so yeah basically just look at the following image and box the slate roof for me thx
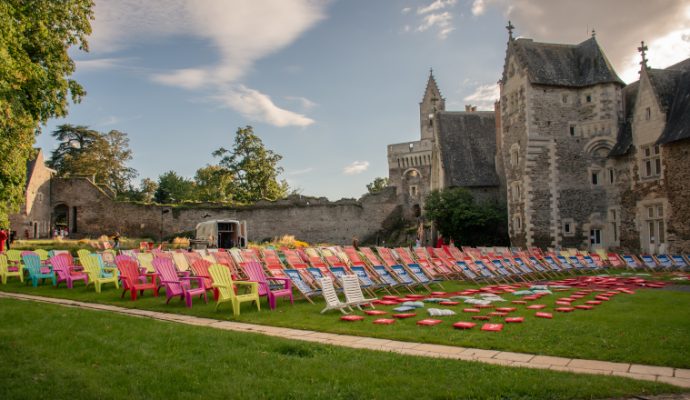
[657,69,690,144]
[609,82,638,156]
[435,111,499,187]
[505,37,624,87]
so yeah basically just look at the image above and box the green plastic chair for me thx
[0,254,23,284]
[208,263,260,317]
[82,254,119,293]
[5,249,23,272]
[34,249,50,263]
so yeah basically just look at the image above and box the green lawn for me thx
[0,298,681,400]
[2,276,689,368]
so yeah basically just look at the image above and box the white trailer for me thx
[195,219,247,249]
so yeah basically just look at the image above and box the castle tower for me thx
[420,69,445,140]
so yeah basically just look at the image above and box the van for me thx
[195,220,247,249]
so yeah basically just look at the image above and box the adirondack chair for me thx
[242,261,293,310]
[190,259,218,300]
[341,275,376,311]
[34,249,50,264]
[208,263,260,317]
[136,252,156,273]
[172,252,192,273]
[318,276,352,314]
[22,253,56,287]
[152,258,207,308]
[5,249,23,272]
[100,249,118,267]
[82,254,119,293]
[117,259,158,300]
[283,268,320,303]
[51,255,88,289]
[0,254,23,284]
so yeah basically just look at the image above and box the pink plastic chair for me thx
[152,258,207,308]
[51,255,88,289]
[242,261,293,310]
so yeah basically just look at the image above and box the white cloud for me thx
[417,0,457,15]
[286,167,314,176]
[215,85,315,128]
[75,57,130,71]
[402,7,412,14]
[471,0,486,16]
[463,83,499,110]
[88,0,326,125]
[343,161,370,175]
[472,0,690,83]
[98,116,121,126]
[285,96,318,110]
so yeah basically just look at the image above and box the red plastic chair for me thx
[117,259,158,300]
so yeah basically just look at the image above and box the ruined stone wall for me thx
[387,139,433,218]
[50,178,399,244]
[663,140,690,253]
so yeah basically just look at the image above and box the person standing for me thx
[0,229,7,252]
[113,232,121,249]
[435,234,444,248]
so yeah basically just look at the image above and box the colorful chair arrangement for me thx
[0,254,23,284]
[242,261,293,310]
[22,253,56,287]
[82,254,119,293]
[152,258,207,308]
[51,255,88,289]
[208,263,260,317]
[117,258,158,301]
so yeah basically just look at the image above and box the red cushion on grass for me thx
[396,298,417,303]
[481,323,504,332]
[558,298,575,302]
[382,295,399,300]
[375,300,399,305]
[553,288,571,292]
[594,296,610,301]
[618,289,635,295]
[463,308,481,313]
[472,315,491,320]
[453,321,477,329]
[416,319,443,326]
[476,304,494,309]
[373,318,396,325]
[340,315,364,321]
[585,300,602,305]
[522,296,538,301]
[496,307,517,312]
[439,301,460,306]
[526,304,546,310]
[430,291,447,296]
[489,311,508,317]
[364,310,388,316]
[555,307,575,312]
[392,313,417,319]
[570,295,585,299]
[535,312,553,319]
[555,301,572,306]
[406,294,426,299]
[505,317,524,323]
[512,300,527,304]
[575,305,593,310]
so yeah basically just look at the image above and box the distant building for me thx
[9,149,54,239]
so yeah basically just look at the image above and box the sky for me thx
[38,0,690,200]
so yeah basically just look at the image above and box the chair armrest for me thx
[233,281,258,287]
[266,277,290,283]
[212,283,230,289]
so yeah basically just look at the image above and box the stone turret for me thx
[420,69,445,141]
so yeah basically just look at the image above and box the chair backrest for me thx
[50,255,71,279]
[406,264,430,283]
[318,276,342,308]
[390,265,414,284]
[34,249,49,261]
[372,266,398,286]
[243,261,268,295]
[208,263,235,301]
[0,254,8,274]
[153,258,182,295]
[137,253,155,272]
[116,259,140,286]
[101,249,117,265]
[77,249,91,264]
[5,249,22,264]
[283,269,314,295]
[341,274,367,304]
[190,259,213,289]
[21,253,42,275]
[349,266,374,287]
[172,252,191,272]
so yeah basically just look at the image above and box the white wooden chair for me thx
[341,275,377,311]
[318,276,352,314]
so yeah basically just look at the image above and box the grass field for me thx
[1,277,689,368]
[0,298,681,400]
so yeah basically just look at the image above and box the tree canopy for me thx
[0,0,93,227]
[424,188,509,246]
[154,171,196,204]
[213,126,288,203]
[366,177,389,194]
[47,124,137,193]
[194,165,233,202]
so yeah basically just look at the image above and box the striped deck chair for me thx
[172,252,191,274]
[454,260,480,282]
[655,254,674,270]
[490,258,521,281]
[556,255,576,272]
[406,263,443,289]
[639,254,659,270]
[396,247,449,280]
[343,246,368,267]
[581,254,600,270]
[671,255,689,270]
[542,255,567,274]
[621,254,643,270]
[434,247,466,277]
[606,253,624,268]
[567,255,587,271]
[389,264,426,290]
[283,268,320,304]
[511,257,536,276]
[184,251,203,269]
[525,255,551,276]
[348,265,391,295]
[372,265,410,293]
[283,249,318,286]
[472,259,503,283]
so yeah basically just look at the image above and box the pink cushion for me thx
[373,318,396,325]
[526,304,546,310]
[476,304,494,309]
[555,301,572,306]
[453,321,476,329]
[340,315,364,321]
[496,307,517,312]
[511,300,527,304]
[472,315,490,320]
[575,305,593,310]
[585,300,602,305]
[481,323,503,332]
[430,291,447,296]
[364,310,388,315]
[489,311,508,317]
[416,319,443,326]
[392,313,417,319]
[382,295,399,300]
[463,308,481,313]
[535,312,553,319]
[505,317,524,323]
[375,300,398,305]
[555,307,575,312]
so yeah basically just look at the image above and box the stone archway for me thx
[52,204,69,233]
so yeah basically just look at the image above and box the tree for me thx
[424,188,509,246]
[47,124,137,193]
[0,0,93,227]
[213,126,288,203]
[366,177,389,194]
[139,178,158,203]
[154,171,196,203]
[194,165,233,202]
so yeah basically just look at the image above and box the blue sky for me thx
[38,0,690,200]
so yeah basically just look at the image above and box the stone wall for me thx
[663,140,690,253]
[50,178,399,244]
[9,150,53,239]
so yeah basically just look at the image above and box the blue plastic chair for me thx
[22,253,56,287]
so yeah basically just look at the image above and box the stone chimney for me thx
[464,104,477,112]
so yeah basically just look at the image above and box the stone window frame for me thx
[509,144,520,168]
[608,207,620,244]
[513,214,522,232]
[562,218,575,237]
[589,167,602,186]
[640,143,662,180]
[644,203,665,247]
[510,181,521,203]
[645,107,651,121]
[607,167,615,184]
[409,185,418,197]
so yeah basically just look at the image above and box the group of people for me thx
[53,227,69,238]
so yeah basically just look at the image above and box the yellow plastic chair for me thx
[5,249,23,271]
[82,254,119,293]
[34,249,50,263]
[0,254,23,284]
[208,263,260,317]
[136,253,155,273]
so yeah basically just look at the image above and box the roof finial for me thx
[429,67,434,76]
[591,29,596,38]
[638,40,649,70]
[506,20,515,40]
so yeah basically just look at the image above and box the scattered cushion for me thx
[427,308,456,316]
[594,296,610,301]
[558,298,575,302]
[495,307,517,312]
[511,300,527,305]
[585,300,602,305]
[505,317,524,323]
[439,301,460,306]
[575,305,593,310]
[489,311,508,317]
[526,304,546,310]
[375,300,399,306]
[481,323,504,332]
[373,318,396,325]
[407,294,426,299]
[340,315,364,322]
[364,310,388,316]
[401,301,425,308]
[555,307,575,312]
[382,295,399,300]
[416,319,443,326]
[472,315,491,320]
[535,312,553,319]
[555,301,572,306]
[463,308,481,313]
[476,304,495,309]
[430,291,447,296]
[452,321,476,330]
[392,313,417,319]
[393,306,415,312]
[424,298,446,303]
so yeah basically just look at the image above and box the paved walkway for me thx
[2,291,689,388]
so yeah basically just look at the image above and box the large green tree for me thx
[194,165,233,202]
[47,124,137,193]
[154,171,196,204]
[213,126,288,203]
[0,0,93,227]
[366,177,389,194]
[424,188,509,246]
